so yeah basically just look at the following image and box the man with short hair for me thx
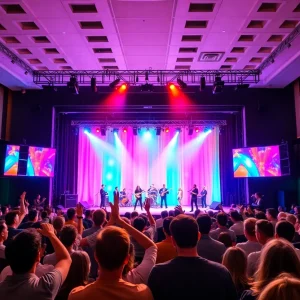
[148,215,236,300]
[156,217,177,263]
[0,224,71,299]
[196,214,226,263]
[266,208,278,228]
[156,210,168,228]
[83,210,93,229]
[247,219,274,276]
[69,227,153,300]
[210,213,236,243]
[19,210,38,229]
[229,211,244,236]
[65,208,77,227]
[236,218,261,256]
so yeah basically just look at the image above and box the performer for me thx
[251,192,265,210]
[190,184,199,212]
[120,188,128,206]
[113,187,119,200]
[177,188,183,205]
[100,184,107,208]
[159,184,169,209]
[200,186,207,208]
[33,194,46,210]
[134,185,144,210]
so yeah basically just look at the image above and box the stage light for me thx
[109,78,120,89]
[113,128,119,134]
[100,127,106,136]
[165,127,170,133]
[96,128,100,133]
[120,83,128,91]
[200,77,206,91]
[141,83,153,92]
[195,127,200,133]
[144,130,151,140]
[123,128,127,133]
[91,77,97,92]
[177,78,187,89]
[133,127,138,136]
[145,71,149,81]
[168,83,175,90]
[176,128,181,133]
[136,75,139,82]
[204,127,213,133]
[67,76,79,94]
[156,127,161,136]
[188,127,193,135]
[157,76,160,82]
[213,76,224,94]
[84,127,91,134]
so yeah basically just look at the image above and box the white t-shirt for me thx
[230,221,244,236]
[236,241,262,257]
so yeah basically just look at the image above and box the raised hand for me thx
[144,198,151,212]
[37,223,55,238]
[76,203,83,217]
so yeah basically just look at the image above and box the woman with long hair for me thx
[222,247,250,297]
[55,251,90,300]
[241,238,300,300]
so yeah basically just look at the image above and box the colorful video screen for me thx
[233,145,281,178]
[4,145,20,176]
[27,147,56,177]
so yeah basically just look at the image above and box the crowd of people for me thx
[1,192,300,299]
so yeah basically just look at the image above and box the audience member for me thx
[155,210,168,228]
[156,217,177,263]
[236,218,261,256]
[168,210,175,217]
[277,212,287,220]
[222,247,250,297]
[0,224,71,299]
[19,210,38,229]
[255,211,267,220]
[82,209,106,239]
[266,208,277,228]
[218,232,233,248]
[248,220,274,276]
[0,221,8,259]
[148,215,237,300]
[53,216,65,235]
[55,251,90,300]
[0,207,8,221]
[286,214,296,226]
[196,214,226,263]
[210,213,236,243]
[258,273,300,300]
[230,211,244,236]
[241,239,300,300]
[124,212,131,220]
[130,211,139,224]
[65,208,77,227]
[83,210,93,229]
[194,209,201,219]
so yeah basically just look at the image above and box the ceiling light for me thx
[136,75,139,82]
[165,127,170,133]
[177,78,187,89]
[67,76,79,94]
[195,127,200,133]
[200,76,206,91]
[109,78,120,89]
[156,127,161,136]
[213,76,224,94]
[113,128,119,134]
[168,83,176,90]
[96,128,100,133]
[91,77,97,92]
[145,71,149,81]
[123,128,127,133]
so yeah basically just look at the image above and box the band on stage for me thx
[99,184,208,211]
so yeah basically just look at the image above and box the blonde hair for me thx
[251,239,300,295]
[222,247,249,291]
[258,273,300,300]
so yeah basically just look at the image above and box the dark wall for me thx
[3,85,298,209]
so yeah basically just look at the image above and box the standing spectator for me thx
[83,210,93,229]
[156,217,177,263]
[148,215,237,300]
[266,208,278,228]
[53,217,65,235]
[222,247,250,297]
[286,214,297,226]
[230,211,244,236]
[0,224,71,299]
[196,214,226,263]
[19,210,38,229]
[210,213,236,243]
[236,218,262,256]
[218,232,233,248]
[82,209,106,239]
[277,212,287,220]
[155,210,168,228]
[247,220,274,277]
[65,208,77,228]
[0,207,9,221]
[0,221,8,259]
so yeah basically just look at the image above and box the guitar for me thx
[160,188,172,197]
[135,191,145,198]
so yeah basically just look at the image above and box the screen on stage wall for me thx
[4,145,20,176]
[233,145,281,178]
[27,146,56,177]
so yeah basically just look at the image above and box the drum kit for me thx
[119,187,159,207]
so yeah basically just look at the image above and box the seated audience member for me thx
[55,251,90,300]
[155,210,168,228]
[230,211,244,236]
[196,214,226,263]
[0,224,71,299]
[266,208,277,228]
[53,216,65,235]
[241,239,300,300]
[247,220,274,277]
[210,213,236,243]
[218,232,233,248]
[236,218,261,256]
[156,217,177,263]
[44,225,78,265]
[83,210,93,229]
[19,210,38,229]
[82,209,106,238]
[0,221,8,259]
[69,230,153,299]
[277,212,287,220]
[148,215,237,300]
[222,247,250,298]
[255,211,267,220]
[65,208,77,227]
[257,273,300,300]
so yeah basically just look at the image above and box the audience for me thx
[230,211,244,236]
[65,208,77,228]
[196,214,226,263]
[218,232,233,248]
[83,210,93,229]
[155,210,168,228]
[266,208,277,228]
[82,209,106,239]
[210,213,236,243]
[0,221,8,259]
[156,217,177,263]
[222,247,250,297]
[53,216,65,235]
[18,210,38,229]
[148,215,237,300]
[237,218,262,256]
[278,212,287,220]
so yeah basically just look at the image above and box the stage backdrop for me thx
[78,126,220,206]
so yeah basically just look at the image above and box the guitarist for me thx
[134,185,144,211]
[190,184,199,212]
[159,184,169,209]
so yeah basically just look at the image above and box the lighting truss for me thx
[71,119,227,128]
[33,70,260,86]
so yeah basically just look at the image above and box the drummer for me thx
[120,188,127,198]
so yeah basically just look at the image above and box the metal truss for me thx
[33,69,260,86]
[0,41,34,75]
[71,119,227,127]
[258,23,300,72]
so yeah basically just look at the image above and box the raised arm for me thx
[17,192,27,227]
[144,198,155,226]
[76,203,84,235]
[38,223,71,282]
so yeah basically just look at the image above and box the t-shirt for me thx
[148,256,237,300]
[230,221,244,236]
[156,238,177,264]
[0,269,62,300]
[210,227,237,242]
[236,241,262,257]
[69,278,153,300]
[44,250,74,266]
[86,229,102,249]
[82,226,100,238]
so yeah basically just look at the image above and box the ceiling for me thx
[0,0,300,90]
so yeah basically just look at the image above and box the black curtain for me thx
[219,114,246,206]
[54,114,78,205]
